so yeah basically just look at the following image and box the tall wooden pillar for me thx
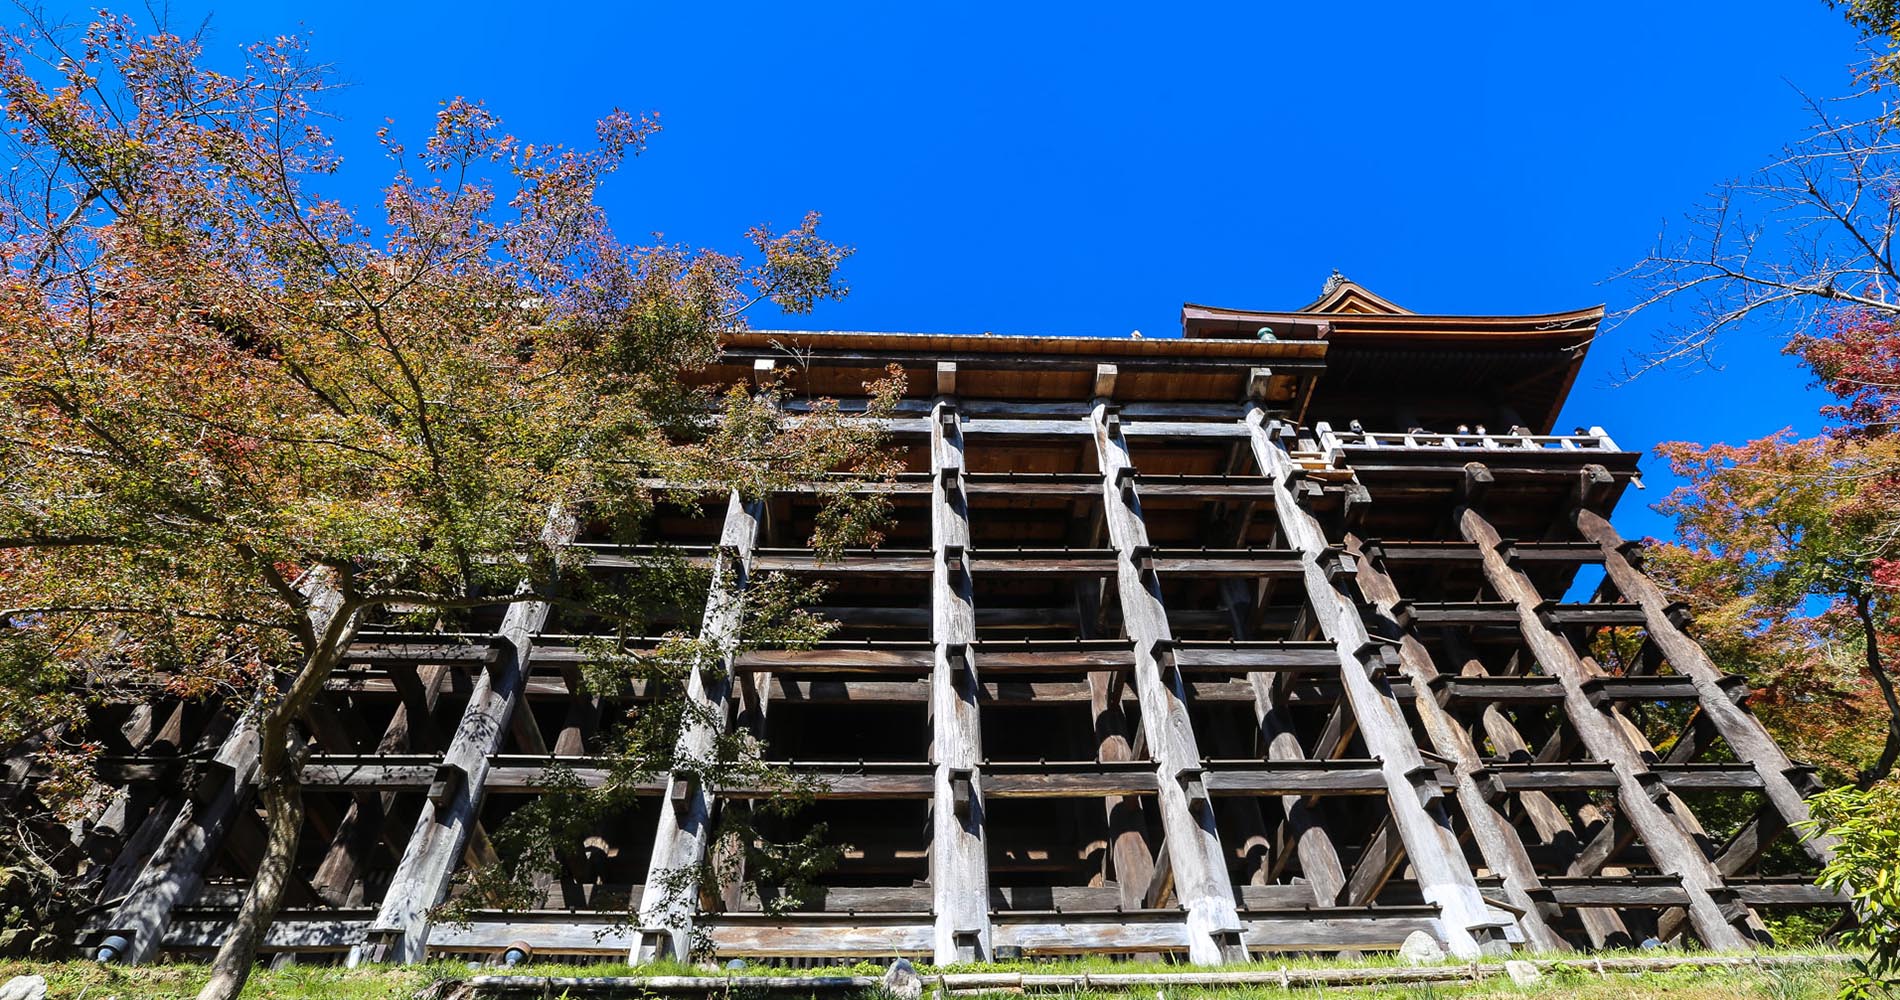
[1090,401,1247,965]
[1458,498,1761,950]
[929,398,992,962]
[103,575,346,965]
[1347,535,1569,952]
[1243,405,1508,959]
[355,518,572,965]
[1220,578,1348,905]
[1572,508,1835,863]
[631,491,762,962]
[100,713,259,963]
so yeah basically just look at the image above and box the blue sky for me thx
[43,1,1867,538]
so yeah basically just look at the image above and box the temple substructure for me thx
[26,280,1849,965]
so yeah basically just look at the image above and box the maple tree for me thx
[0,12,894,1000]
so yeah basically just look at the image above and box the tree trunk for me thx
[1852,593,1900,788]
[197,729,305,1000]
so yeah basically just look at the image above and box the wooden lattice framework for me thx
[19,280,1852,966]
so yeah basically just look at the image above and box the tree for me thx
[1647,429,1900,786]
[1801,780,1900,999]
[1617,4,1900,789]
[0,12,895,1000]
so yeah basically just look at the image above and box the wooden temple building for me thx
[31,278,1848,967]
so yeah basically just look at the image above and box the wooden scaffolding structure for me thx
[18,280,1850,966]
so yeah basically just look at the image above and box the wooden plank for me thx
[930,399,992,963]
[1245,407,1508,959]
[354,517,573,965]
[631,493,762,963]
[1459,500,1762,950]
[1092,401,1245,964]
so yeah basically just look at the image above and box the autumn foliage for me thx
[1648,307,1900,787]
[0,13,892,998]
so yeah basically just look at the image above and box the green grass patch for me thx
[0,951,1855,1000]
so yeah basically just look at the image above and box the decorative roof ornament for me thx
[1321,269,1348,296]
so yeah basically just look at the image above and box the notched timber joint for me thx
[636,927,674,962]
[953,928,984,962]
[946,642,975,695]
[943,543,967,576]
[1784,763,1824,797]
[1150,637,1181,686]
[949,767,975,822]
[939,464,961,489]
[1176,765,1211,817]
[1633,771,1672,803]
[1129,544,1157,579]
[1617,537,1648,569]
[1114,464,1140,498]
[428,761,468,810]
[938,403,960,429]
[1471,767,1506,805]
[668,770,700,820]
[1213,928,1249,963]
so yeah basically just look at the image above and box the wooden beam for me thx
[1091,401,1246,965]
[355,517,573,965]
[929,399,992,963]
[1094,363,1119,400]
[1458,500,1762,950]
[630,493,761,963]
[1573,509,1834,864]
[1244,406,1508,959]
[1349,535,1568,951]
[103,574,347,965]
[1220,579,1348,907]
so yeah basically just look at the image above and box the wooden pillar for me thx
[312,663,450,906]
[100,712,259,963]
[102,575,347,965]
[629,492,761,962]
[1348,536,1569,952]
[1243,405,1507,959]
[1443,633,1632,949]
[1220,579,1348,904]
[355,519,572,965]
[1572,508,1836,864]
[1090,401,1246,965]
[1458,497,1761,950]
[929,398,992,962]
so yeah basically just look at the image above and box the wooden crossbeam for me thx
[1459,498,1764,949]
[1245,406,1509,959]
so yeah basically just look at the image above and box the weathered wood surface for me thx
[1574,508,1835,863]
[630,493,762,962]
[1092,401,1245,964]
[930,399,993,962]
[105,573,348,965]
[1459,500,1761,950]
[1348,534,1568,951]
[1245,406,1507,958]
[355,516,574,965]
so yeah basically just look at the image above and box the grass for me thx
[0,950,1856,1000]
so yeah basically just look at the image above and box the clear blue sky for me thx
[47,1,1868,539]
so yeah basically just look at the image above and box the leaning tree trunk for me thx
[1853,594,1900,788]
[196,612,350,1000]
[197,740,305,1000]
